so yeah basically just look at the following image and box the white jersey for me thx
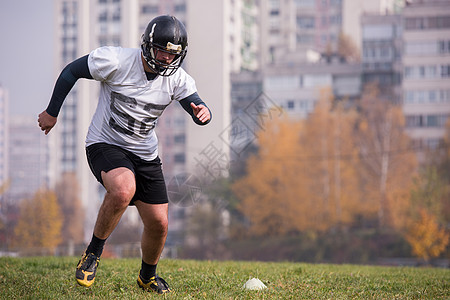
[86,46,197,161]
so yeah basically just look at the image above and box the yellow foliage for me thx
[234,113,304,236]
[356,83,418,226]
[14,189,63,252]
[386,188,413,231]
[233,85,420,237]
[405,209,449,262]
[301,89,364,228]
[233,89,368,236]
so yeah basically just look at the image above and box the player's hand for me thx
[190,103,210,123]
[38,110,57,135]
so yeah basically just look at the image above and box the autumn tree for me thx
[401,120,450,261]
[233,88,364,236]
[426,119,450,223]
[55,172,84,246]
[233,113,305,236]
[14,189,63,254]
[399,167,450,262]
[300,88,362,229]
[355,83,417,227]
[233,83,421,240]
[405,209,449,263]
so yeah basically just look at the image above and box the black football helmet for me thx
[141,15,188,76]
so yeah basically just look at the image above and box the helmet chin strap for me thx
[142,52,175,76]
[141,52,156,73]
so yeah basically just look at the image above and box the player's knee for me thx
[147,217,168,237]
[109,187,135,209]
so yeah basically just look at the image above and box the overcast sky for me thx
[0,0,54,118]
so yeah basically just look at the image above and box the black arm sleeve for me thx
[178,92,212,125]
[46,55,93,117]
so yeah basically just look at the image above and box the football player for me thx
[38,15,211,294]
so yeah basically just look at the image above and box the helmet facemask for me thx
[141,40,187,76]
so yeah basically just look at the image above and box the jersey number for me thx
[109,91,164,136]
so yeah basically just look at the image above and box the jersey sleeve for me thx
[172,69,198,101]
[88,46,120,82]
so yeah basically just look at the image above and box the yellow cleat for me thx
[137,274,171,294]
[75,251,100,287]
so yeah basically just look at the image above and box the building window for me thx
[174,4,186,13]
[405,15,450,30]
[295,0,315,8]
[174,153,185,163]
[426,138,442,149]
[406,114,449,127]
[404,89,450,104]
[270,9,280,16]
[329,14,341,25]
[441,65,450,77]
[439,40,450,53]
[297,16,315,29]
[174,134,185,144]
[264,75,301,90]
[404,65,441,79]
[297,34,314,44]
[405,41,438,55]
[427,115,438,127]
[269,0,280,9]
[112,11,121,22]
[363,24,393,40]
[287,100,295,110]
[141,5,159,14]
[99,11,107,22]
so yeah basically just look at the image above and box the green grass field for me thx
[0,257,448,299]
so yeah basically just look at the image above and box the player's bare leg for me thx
[76,167,135,287]
[135,202,171,293]
[94,167,136,239]
[135,202,168,264]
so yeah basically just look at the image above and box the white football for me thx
[243,278,267,290]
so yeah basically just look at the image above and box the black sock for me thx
[86,234,107,257]
[140,260,157,282]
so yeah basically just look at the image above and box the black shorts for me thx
[86,142,168,205]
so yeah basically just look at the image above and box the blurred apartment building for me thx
[361,12,403,103]
[6,117,50,203]
[402,0,450,150]
[360,0,450,151]
[232,0,449,163]
[0,87,50,248]
[258,0,401,67]
[230,0,399,163]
